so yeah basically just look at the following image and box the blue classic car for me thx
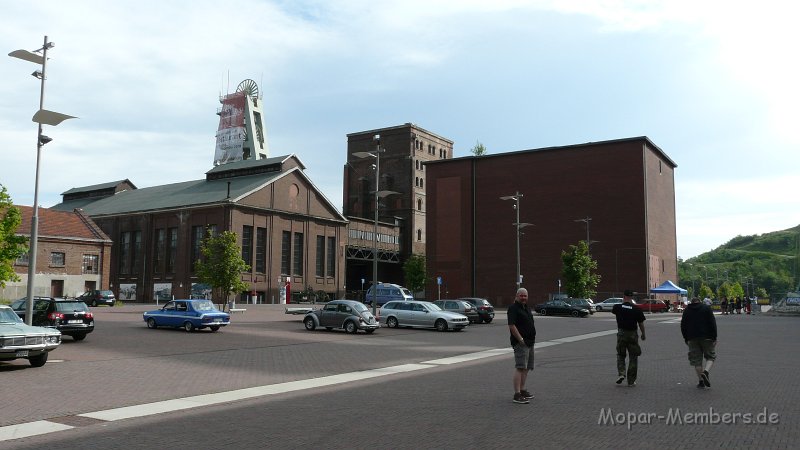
[0,305,61,367]
[143,299,230,332]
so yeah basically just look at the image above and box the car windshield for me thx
[0,308,23,323]
[193,300,217,312]
[55,302,88,312]
[351,302,369,313]
[99,290,114,296]
[425,303,442,311]
[401,288,412,296]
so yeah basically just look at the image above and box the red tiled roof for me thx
[14,206,111,242]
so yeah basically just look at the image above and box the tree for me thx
[0,185,28,288]
[470,140,487,156]
[561,240,601,299]
[755,287,768,299]
[698,283,714,300]
[194,230,250,309]
[403,254,428,296]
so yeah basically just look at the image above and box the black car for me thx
[12,297,95,341]
[458,297,495,323]
[77,289,116,307]
[564,298,595,314]
[533,299,589,317]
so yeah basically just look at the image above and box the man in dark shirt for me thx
[681,296,717,388]
[508,288,536,404]
[612,290,646,386]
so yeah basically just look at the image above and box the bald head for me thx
[515,288,528,303]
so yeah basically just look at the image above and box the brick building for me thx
[52,155,348,304]
[343,123,453,292]
[425,136,678,307]
[1,207,112,299]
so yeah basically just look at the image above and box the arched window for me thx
[420,178,424,189]
[415,177,419,187]
[417,199,422,211]
[417,229,422,241]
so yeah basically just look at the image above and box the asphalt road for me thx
[1,305,798,449]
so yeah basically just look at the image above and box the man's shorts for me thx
[513,342,535,370]
[687,339,716,366]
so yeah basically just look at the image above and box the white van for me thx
[364,283,414,306]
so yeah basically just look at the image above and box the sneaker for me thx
[701,370,711,387]
[697,380,705,389]
[616,375,625,384]
[627,382,636,387]
[520,389,534,400]
[513,392,529,404]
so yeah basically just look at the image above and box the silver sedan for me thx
[379,300,469,331]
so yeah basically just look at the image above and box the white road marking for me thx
[0,328,619,442]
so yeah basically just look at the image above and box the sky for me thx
[2,0,799,260]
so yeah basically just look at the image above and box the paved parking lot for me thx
[2,304,798,448]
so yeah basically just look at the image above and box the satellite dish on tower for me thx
[236,79,259,100]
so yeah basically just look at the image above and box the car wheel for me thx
[72,333,87,341]
[304,317,316,331]
[596,306,602,312]
[210,326,220,332]
[540,309,547,316]
[435,319,448,332]
[28,353,48,367]
[485,318,493,324]
[147,318,158,329]
[345,321,358,334]
[571,310,580,318]
[91,300,98,307]
[183,321,195,332]
[387,316,399,328]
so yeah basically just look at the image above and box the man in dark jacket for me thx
[612,290,646,386]
[681,296,717,388]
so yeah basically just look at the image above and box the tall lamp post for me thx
[353,134,398,315]
[500,192,531,290]
[9,36,76,325]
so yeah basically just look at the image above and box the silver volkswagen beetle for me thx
[303,300,380,334]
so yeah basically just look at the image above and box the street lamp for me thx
[9,36,77,325]
[353,134,399,315]
[500,192,531,290]
[574,217,599,255]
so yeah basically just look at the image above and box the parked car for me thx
[379,300,469,331]
[634,299,669,313]
[303,300,379,334]
[564,298,595,314]
[458,297,495,323]
[364,283,414,306]
[595,297,624,312]
[77,289,116,307]
[433,300,480,323]
[143,299,230,332]
[533,299,590,317]
[12,297,95,341]
[0,305,61,367]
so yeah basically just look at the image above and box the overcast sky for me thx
[2,0,798,259]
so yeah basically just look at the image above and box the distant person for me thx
[745,296,752,314]
[612,290,646,386]
[508,288,536,404]
[735,297,742,314]
[681,296,718,388]
[721,297,728,315]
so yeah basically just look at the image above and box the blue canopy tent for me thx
[650,280,688,311]
[650,280,687,295]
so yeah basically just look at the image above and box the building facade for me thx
[1,206,112,300]
[342,123,453,291]
[425,136,678,307]
[52,156,348,304]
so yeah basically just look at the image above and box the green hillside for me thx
[678,225,800,298]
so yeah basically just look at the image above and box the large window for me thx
[132,231,142,274]
[293,232,304,276]
[50,252,65,267]
[255,227,266,273]
[166,227,178,273]
[316,235,325,277]
[242,225,253,268]
[153,229,166,273]
[82,254,99,274]
[119,231,131,274]
[326,236,336,277]
[191,226,204,266]
[281,231,291,275]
